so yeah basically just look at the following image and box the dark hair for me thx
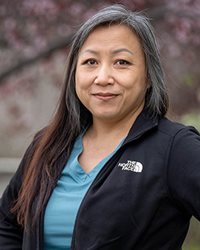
[12,4,168,228]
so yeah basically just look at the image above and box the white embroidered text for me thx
[118,160,143,173]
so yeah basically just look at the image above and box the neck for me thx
[88,109,143,140]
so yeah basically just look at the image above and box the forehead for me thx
[79,24,143,53]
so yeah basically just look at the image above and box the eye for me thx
[82,59,98,65]
[116,59,130,65]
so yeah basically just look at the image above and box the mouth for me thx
[92,92,119,101]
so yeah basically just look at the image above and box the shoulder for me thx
[157,116,199,139]
[160,117,200,178]
[164,118,200,217]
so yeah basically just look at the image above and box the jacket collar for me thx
[124,109,159,144]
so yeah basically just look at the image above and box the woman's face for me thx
[75,24,148,123]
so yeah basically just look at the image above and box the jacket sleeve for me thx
[167,126,200,220]
[0,136,39,249]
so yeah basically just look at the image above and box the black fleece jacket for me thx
[0,111,200,250]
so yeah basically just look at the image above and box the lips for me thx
[92,92,119,101]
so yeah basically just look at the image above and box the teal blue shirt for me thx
[43,135,123,249]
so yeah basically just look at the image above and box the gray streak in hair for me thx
[64,4,169,130]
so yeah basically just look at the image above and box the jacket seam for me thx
[164,127,190,210]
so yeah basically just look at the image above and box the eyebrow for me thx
[81,48,134,56]
[81,49,98,55]
[112,48,134,55]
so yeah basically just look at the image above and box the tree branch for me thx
[0,34,73,85]
[0,5,199,86]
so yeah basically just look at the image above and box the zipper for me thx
[70,148,123,249]
[70,123,157,249]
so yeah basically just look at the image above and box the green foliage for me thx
[183,218,200,249]
[181,113,200,132]
[183,245,200,250]
[183,74,195,87]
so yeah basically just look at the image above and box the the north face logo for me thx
[118,160,143,173]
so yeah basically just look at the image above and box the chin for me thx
[94,113,119,121]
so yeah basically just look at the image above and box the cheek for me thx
[75,69,81,88]
[75,77,83,104]
[75,68,91,89]
[75,78,89,106]
[74,80,79,99]
[123,78,148,102]
[75,70,84,94]
[122,76,147,92]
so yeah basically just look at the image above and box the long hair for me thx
[12,4,168,228]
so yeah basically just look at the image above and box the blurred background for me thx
[0,0,199,248]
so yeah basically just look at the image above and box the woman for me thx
[0,4,200,250]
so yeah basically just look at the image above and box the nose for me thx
[94,65,114,85]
